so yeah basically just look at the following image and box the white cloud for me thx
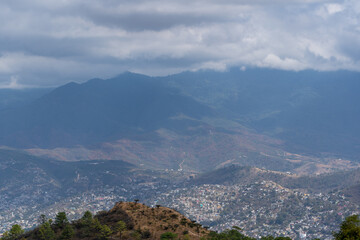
[0,76,25,89]
[261,54,304,70]
[325,3,345,14]
[7,76,22,89]
[0,0,359,87]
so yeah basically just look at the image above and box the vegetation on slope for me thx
[1,202,359,240]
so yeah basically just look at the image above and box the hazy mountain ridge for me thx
[1,69,360,174]
[0,88,52,111]
[165,69,360,158]
[0,72,213,148]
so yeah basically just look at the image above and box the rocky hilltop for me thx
[21,202,209,240]
[108,202,209,239]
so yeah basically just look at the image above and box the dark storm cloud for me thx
[81,11,226,31]
[0,0,359,88]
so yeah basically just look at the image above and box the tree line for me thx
[1,211,359,240]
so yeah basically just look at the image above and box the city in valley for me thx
[1,167,359,240]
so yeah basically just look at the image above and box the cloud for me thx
[325,4,345,14]
[0,0,359,87]
[261,54,306,71]
[0,76,24,89]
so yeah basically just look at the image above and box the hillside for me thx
[166,69,360,159]
[22,202,210,240]
[0,88,52,110]
[1,69,360,174]
[0,156,359,238]
[107,202,209,239]
[343,184,360,203]
[191,165,360,193]
[0,148,179,229]
[0,72,212,148]
[152,167,360,239]
[5,201,359,240]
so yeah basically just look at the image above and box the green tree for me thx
[160,232,178,240]
[58,224,74,240]
[38,221,56,240]
[79,211,94,237]
[183,234,191,240]
[99,224,112,240]
[333,214,360,240]
[55,212,69,228]
[81,211,93,226]
[1,225,25,240]
[114,220,127,239]
[131,231,142,240]
[1,231,10,240]
[91,218,103,232]
[9,224,24,239]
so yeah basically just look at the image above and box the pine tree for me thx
[38,221,56,240]
[9,224,24,239]
[59,224,74,240]
[81,211,93,226]
[115,220,127,239]
[99,224,112,240]
[1,224,25,240]
[55,212,69,228]
[333,214,360,240]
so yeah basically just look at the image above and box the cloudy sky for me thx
[0,0,359,88]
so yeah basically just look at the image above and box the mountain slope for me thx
[166,68,360,158]
[1,69,360,173]
[23,202,209,240]
[191,165,360,193]
[0,72,212,148]
[0,88,52,110]
[0,149,171,214]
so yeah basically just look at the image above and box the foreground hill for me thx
[22,202,210,240]
[4,202,360,240]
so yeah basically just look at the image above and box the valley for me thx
[2,0,360,238]
[1,149,359,239]
[1,69,360,239]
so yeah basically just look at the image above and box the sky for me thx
[0,0,359,88]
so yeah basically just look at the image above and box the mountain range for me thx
[1,68,360,174]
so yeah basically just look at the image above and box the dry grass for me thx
[111,202,210,239]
